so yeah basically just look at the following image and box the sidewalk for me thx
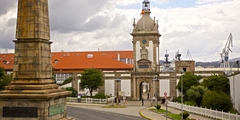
[67,100,213,120]
[140,105,213,120]
[123,100,213,120]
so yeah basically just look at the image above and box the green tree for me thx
[186,86,208,107]
[201,74,230,94]
[177,72,201,95]
[0,67,12,90]
[202,91,232,112]
[60,77,73,86]
[80,68,103,97]
[0,67,4,78]
[52,67,56,83]
[65,87,77,97]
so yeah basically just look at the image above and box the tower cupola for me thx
[142,0,150,11]
[133,0,159,32]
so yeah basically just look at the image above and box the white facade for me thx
[228,74,240,112]
[148,41,154,63]
[136,41,140,61]
[105,80,115,96]
[104,79,131,97]
[121,80,131,97]
[159,79,170,97]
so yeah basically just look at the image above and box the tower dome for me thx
[136,11,155,30]
[132,0,158,32]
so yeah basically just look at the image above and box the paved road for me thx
[67,106,146,120]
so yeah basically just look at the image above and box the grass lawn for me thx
[150,108,169,113]
[150,108,193,120]
[167,113,181,120]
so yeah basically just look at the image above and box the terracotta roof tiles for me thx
[0,50,133,71]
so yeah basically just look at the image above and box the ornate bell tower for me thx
[131,0,161,73]
[130,0,161,100]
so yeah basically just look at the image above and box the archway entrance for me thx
[139,81,150,100]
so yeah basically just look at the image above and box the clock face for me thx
[142,39,147,44]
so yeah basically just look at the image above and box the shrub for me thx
[94,93,106,99]
[184,101,197,106]
[202,91,233,112]
[65,87,77,97]
[172,97,181,103]
[154,104,161,110]
[180,111,190,120]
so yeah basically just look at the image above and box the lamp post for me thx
[236,60,239,73]
[115,78,121,105]
[180,70,184,120]
[153,73,159,105]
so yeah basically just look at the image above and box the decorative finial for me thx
[133,18,136,27]
[153,17,156,25]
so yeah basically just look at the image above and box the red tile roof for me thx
[0,53,14,70]
[0,50,133,71]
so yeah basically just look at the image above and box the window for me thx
[87,54,93,58]
[55,73,73,84]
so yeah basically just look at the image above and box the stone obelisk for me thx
[0,0,71,119]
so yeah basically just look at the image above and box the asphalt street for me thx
[67,106,146,120]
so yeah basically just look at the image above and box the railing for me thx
[168,101,240,120]
[67,97,107,104]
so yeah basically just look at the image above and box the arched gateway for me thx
[71,0,200,102]
[131,0,161,100]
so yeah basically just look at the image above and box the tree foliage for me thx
[177,72,202,95]
[65,87,77,97]
[60,77,73,86]
[0,67,12,90]
[80,68,103,97]
[201,74,230,94]
[202,91,233,112]
[186,86,208,107]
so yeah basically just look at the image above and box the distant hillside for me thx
[195,61,220,68]
[160,60,240,68]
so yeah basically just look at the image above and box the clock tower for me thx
[130,0,161,100]
[131,0,161,73]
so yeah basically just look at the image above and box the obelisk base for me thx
[0,83,71,120]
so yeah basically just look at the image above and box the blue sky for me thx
[156,0,197,8]
[117,0,197,9]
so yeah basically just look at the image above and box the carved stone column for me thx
[0,0,71,119]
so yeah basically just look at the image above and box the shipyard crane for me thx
[175,50,181,61]
[220,33,233,69]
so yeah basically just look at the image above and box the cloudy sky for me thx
[0,0,239,62]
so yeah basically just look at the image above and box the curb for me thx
[139,107,152,120]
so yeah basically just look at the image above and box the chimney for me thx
[117,53,120,61]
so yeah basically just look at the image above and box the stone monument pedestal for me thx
[0,0,71,119]
[0,83,71,120]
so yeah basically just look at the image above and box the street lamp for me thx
[115,78,121,105]
[180,70,185,120]
[152,73,159,105]
[236,60,239,73]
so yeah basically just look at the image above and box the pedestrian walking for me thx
[142,95,144,106]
